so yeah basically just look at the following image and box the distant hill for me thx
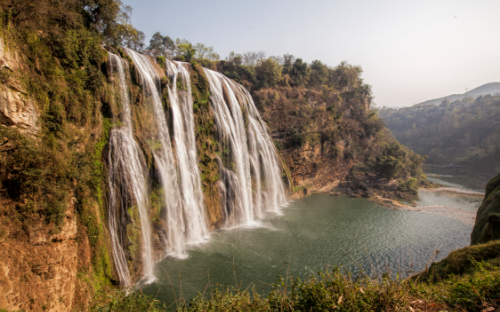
[418,82,500,107]
[379,94,500,179]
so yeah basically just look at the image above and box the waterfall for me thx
[203,69,287,226]
[106,48,287,286]
[125,48,204,257]
[164,60,208,244]
[107,52,154,285]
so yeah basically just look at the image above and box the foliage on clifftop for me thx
[380,95,500,176]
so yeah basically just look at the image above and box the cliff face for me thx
[0,23,114,309]
[283,140,351,199]
[0,36,88,312]
[0,194,89,312]
[471,173,500,245]
[252,82,424,200]
[0,38,38,132]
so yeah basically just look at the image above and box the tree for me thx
[226,51,243,65]
[242,52,258,66]
[255,58,282,88]
[147,32,175,57]
[177,43,196,62]
[282,54,295,75]
[194,43,220,61]
[309,60,328,87]
[290,58,310,86]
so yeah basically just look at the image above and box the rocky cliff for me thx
[471,173,500,245]
[252,84,425,200]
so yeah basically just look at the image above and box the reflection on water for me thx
[142,194,472,305]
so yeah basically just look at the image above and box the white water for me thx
[124,48,185,257]
[204,69,287,226]
[107,53,154,285]
[164,60,208,245]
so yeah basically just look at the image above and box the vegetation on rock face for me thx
[0,0,148,302]
[471,172,500,245]
[380,95,500,176]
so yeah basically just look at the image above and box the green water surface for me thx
[141,194,473,305]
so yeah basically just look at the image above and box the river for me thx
[140,170,485,306]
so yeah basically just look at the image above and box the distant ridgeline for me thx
[380,92,500,177]
[0,1,425,311]
[417,82,500,107]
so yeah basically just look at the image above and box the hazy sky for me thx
[122,0,500,107]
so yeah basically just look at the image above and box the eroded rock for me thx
[0,37,38,132]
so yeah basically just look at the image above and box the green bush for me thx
[397,178,418,195]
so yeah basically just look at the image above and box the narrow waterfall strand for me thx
[107,53,154,285]
[203,69,254,226]
[165,60,208,244]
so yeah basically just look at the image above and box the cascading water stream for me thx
[203,69,288,226]
[107,52,154,285]
[243,86,288,214]
[164,60,208,244]
[203,69,254,226]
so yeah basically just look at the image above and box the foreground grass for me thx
[92,241,500,312]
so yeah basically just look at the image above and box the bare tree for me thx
[256,51,267,63]
[269,55,284,65]
[242,52,257,66]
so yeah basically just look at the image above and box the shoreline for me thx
[368,189,478,227]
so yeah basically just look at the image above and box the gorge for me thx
[1,1,498,310]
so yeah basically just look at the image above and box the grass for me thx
[91,240,500,311]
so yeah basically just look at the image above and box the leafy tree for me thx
[178,43,196,62]
[147,32,174,57]
[309,60,328,87]
[290,58,310,86]
[255,58,282,88]
[194,43,220,61]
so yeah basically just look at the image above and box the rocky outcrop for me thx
[0,85,38,130]
[284,140,351,199]
[0,37,38,132]
[471,173,500,245]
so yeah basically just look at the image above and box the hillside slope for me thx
[380,94,500,179]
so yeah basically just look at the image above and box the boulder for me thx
[471,173,500,244]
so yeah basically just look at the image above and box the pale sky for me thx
[122,0,500,107]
